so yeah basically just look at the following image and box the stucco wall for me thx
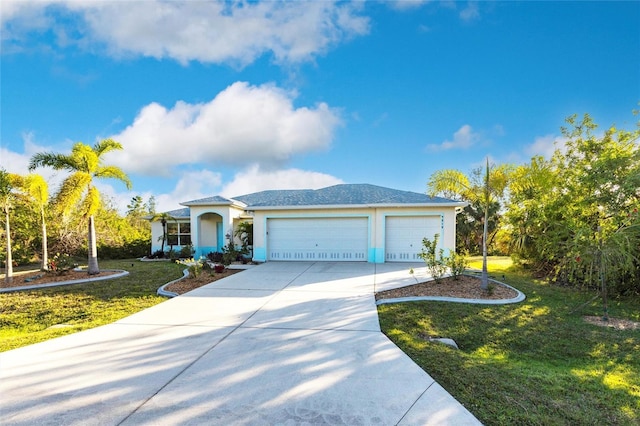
[150,219,190,254]
[187,205,248,258]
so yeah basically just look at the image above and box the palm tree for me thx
[21,174,50,271]
[150,212,176,256]
[0,169,17,284]
[428,158,511,290]
[29,139,132,275]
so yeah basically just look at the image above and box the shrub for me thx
[176,258,202,278]
[151,250,165,259]
[179,244,194,259]
[201,260,214,273]
[48,253,77,275]
[207,251,223,263]
[98,238,151,259]
[419,234,447,283]
[221,241,240,266]
[165,248,177,260]
[446,252,469,280]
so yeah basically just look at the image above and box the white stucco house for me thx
[149,183,466,263]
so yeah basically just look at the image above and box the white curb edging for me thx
[0,269,130,293]
[376,276,526,306]
[156,269,189,298]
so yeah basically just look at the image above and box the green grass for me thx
[0,259,184,352]
[378,258,640,425]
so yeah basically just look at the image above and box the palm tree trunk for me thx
[481,205,489,290]
[87,215,99,275]
[40,206,48,271]
[161,218,167,254]
[481,157,489,290]
[4,209,13,284]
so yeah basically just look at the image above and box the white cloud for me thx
[0,1,49,29]
[459,2,480,22]
[2,1,369,66]
[145,165,343,213]
[427,124,479,151]
[220,164,343,198]
[388,1,431,11]
[0,145,31,174]
[151,169,223,212]
[0,132,66,190]
[525,134,568,158]
[106,81,341,175]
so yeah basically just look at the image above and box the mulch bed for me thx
[1,270,119,289]
[583,315,640,331]
[164,269,241,294]
[375,274,518,301]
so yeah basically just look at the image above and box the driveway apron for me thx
[0,262,481,425]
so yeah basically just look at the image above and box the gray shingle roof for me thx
[181,195,236,206]
[164,184,461,216]
[154,208,190,219]
[234,184,455,207]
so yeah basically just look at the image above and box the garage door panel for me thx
[268,218,368,261]
[385,216,441,262]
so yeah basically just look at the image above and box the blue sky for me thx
[1,1,639,213]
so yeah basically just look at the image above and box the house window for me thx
[167,222,191,246]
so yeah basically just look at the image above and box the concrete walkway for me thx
[0,262,481,425]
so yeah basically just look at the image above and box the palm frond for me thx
[94,138,124,156]
[71,143,99,173]
[427,169,472,200]
[80,186,101,218]
[29,152,79,172]
[55,173,91,216]
[95,165,132,189]
[25,174,49,206]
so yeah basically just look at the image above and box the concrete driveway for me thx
[0,262,481,425]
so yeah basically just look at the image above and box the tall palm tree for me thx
[22,174,50,271]
[0,169,17,284]
[29,139,132,275]
[428,158,511,290]
[150,212,176,256]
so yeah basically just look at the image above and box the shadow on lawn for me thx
[378,269,640,425]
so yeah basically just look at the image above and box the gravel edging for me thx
[156,269,189,298]
[376,277,526,306]
[0,269,130,293]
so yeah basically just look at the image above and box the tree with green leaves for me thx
[145,195,156,215]
[505,113,640,299]
[29,139,132,275]
[428,159,512,290]
[125,195,154,231]
[126,195,145,218]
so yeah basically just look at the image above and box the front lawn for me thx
[377,258,640,425]
[0,259,184,352]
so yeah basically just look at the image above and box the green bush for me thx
[179,244,194,258]
[97,238,150,259]
[47,253,77,275]
[446,251,469,280]
[420,235,469,282]
[220,241,241,266]
[419,234,448,283]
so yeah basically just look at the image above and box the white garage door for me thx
[385,216,442,262]
[267,217,368,261]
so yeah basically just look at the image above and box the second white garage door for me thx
[385,216,442,262]
[267,217,368,261]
